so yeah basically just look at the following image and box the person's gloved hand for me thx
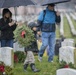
[37,31,41,36]
[56,11,60,16]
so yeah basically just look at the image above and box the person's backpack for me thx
[42,10,61,23]
[0,30,1,40]
[42,10,46,23]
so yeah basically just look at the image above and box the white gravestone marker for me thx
[14,42,24,52]
[56,68,76,75]
[59,46,76,64]
[0,47,14,67]
[64,39,74,42]
[61,39,74,47]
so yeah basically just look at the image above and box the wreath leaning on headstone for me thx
[14,24,35,47]
[59,60,76,69]
[0,61,13,75]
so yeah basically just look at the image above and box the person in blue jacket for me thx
[37,4,61,62]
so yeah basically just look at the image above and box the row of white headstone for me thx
[70,13,76,20]
[12,15,37,23]
[60,13,64,36]
[65,13,76,35]
[57,39,76,75]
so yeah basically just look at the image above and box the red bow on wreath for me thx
[21,31,26,38]
[14,54,18,63]
[64,64,69,68]
[0,65,5,72]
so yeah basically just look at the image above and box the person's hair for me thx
[48,4,55,7]
[10,11,12,18]
[2,8,12,18]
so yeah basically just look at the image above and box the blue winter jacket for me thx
[37,8,61,32]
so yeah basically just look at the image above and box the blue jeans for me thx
[38,32,56,62]
[1,39,13,48]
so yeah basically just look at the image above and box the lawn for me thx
[70,15,76,30]
[56,15,76,43]
[56,25,60,38]
[14,56,59,75]
[64,16,76,44]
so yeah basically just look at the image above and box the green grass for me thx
[64,16,76,44]
[71,17,76,43]
[64,16,72,37]
[56,25,60,38]
[70,15,76,30]
[75,49,76,67]
[56,16,76,44]
[14,56,59,75]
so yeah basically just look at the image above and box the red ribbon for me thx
[0,65,5,72]
[64,64,69,68]
[21,31,26,38]
[14,54,18,63]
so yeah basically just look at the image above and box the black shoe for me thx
[30,63,40,72]
[24,64,28,71]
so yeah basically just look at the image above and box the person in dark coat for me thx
[25,22,39,53]
[23,22,40,72]
[0,8,17,48]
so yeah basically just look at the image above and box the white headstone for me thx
[0,47,14,67]
[62,41,74,47]
[14,42,24,52]
[61,39,74,47]
[56,68,76,75]
[59,46,75,64]
[64,39,74,42]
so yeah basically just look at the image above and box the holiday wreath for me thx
[0,61,13,75]
[14,24,35,47]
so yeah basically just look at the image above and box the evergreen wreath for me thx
[59,60,76,69]
[0,61,13,75]
[14,24,35,47]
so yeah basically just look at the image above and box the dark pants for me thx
[1,39,13,48]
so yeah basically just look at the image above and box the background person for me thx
[0,8,17,48]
